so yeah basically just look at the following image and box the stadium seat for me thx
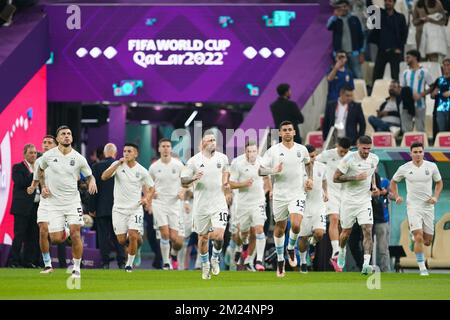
[372,132,396,147]
[319,114,324,130]
[353,79,367,103]
[428,213,450,269]
[400,131,429,147]
[362,61,374,87]
[434,132,450,147]
[371,79,390,99]
[399,220,432,268]
[305,131,324,149]
[362,96,385,136]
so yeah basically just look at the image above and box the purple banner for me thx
[45,4,319,103]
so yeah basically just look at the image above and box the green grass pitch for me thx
[1,269,449,300]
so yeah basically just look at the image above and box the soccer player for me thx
[101,143,154,272]
[333,135,379,275]
[27,135,58,273]
[298,144,328,273]
[390,142,443,276]
[38,126,97,279]
[229,141,269,271]
[149,138,184,270]
[316,137,351,271]
[259,120,313,277]
[177,188,194,270]
[180,131,230,280]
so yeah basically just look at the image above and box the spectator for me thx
[9,144,40,268]
[327,0,365,79]
[431,58,450,132]
[400,50,434,132]
[413,0,447,62]
[368,80,402,134]
[372,172,391,272]
[370,0,408,82]
[270,83,304,144]
[323,85,366,145]
[327,50,355,103]
[88,143,126,269]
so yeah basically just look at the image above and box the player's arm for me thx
[258,163,283,176]
[428,179,443,204]
[222,164,231,193]
[389,179,403,204]
[322,178,329,202]
[333,169,367,183]
[180,161,202,187]
[101,159,123,181]
[85,174,98,195]
[38,167,51,198]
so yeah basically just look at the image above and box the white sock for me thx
[73,258,81,272]
[287,229,298,250]
[126,254,135,267]
[338,246,346,256]
[160,238,171,264]
[177,242,187,270]
[363,254,371,266]
[331,240,339,256]
[42,252,52,268]
[300,251,308,265]
[170,247,177,257]
[274,235,285,262]
[255,232,266,262]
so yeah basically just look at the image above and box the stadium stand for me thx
[362,96,385,136]
[400,131,429,147]
[371,79,390,99]
[434,132,450,147]
[353,79,367,103]
[372,132,396,147]
[305,131,324,150]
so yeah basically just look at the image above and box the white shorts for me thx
[237,204,267,232]
[407,205,435,235]
[47,204,83,233]
[299,213,326,237]
[112,207,144,236]
[37,204,49,224]
[326,194,341,215]
[193,209,228,235]
[340,201,373,229]
[272,194,307,222]
[152,200,181,231]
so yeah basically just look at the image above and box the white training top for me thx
[261,143,310,202]
[181,151,229,214]
[149,158,184,203]
[39,147,92,207]
[337,151,379,204]
[305,161,327,213]
[392,160,442,208]
[110,161,154,210]
[230,154,265,207]
[316,148,344,196]
[400,67,434,109]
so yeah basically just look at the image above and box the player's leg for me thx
[253,204,267,271]
[286,197,306,268]
[360,224,374,275]
[329,213,340,261]
[194,213,212,279]
[209,227,226,276]
[124,208,144,271]
[169,228,183,269]
[159,225,171,269]
[273,201,289,277]
[48,210,69,244]
[243,227,257,271]
[177,236,190,270]
[69,223,83,276]
[38,220,53,273]
[238,210,251,267]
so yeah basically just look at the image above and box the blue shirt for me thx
[327,66,354,102]
[436,76,450,112]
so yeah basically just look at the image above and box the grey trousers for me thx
[374,222,391,272]
[401,108,426,133]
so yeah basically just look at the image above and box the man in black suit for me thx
[270,83,304,144]
[9,144,40,267]
[323,85,366,145]
[88,143,126,269]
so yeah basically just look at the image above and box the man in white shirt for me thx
[259,121,313,277]
[27,135,58,273]
[230,141,271,272]
[149,138,184,270]
[101,143,154,272]
[333,135,380,275]
[38,126,97,279]
[180,131,230,280]
[298,144,328,273]
[390,142,443,276]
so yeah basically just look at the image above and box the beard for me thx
[61,143,71,148]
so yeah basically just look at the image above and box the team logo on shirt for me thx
[425,169,430,176]
[172,169,176,174]
[53,158,58,162]
[409,171,413,175]
[217,162,222,169]
[297,151,302,158]
[136,172,140,178]
[70,159,75,166]
[200,164,205,168]
[371,163,374,169]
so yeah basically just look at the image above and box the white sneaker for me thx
[211,257,220,276]
[40,266,54,274]
[361,264,373,275]
[202,262,211,280]
[420,269,429,276]
[71,270,81,278]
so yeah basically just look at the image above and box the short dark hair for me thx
[124,142,139,152]
[335,50,347,60]
[277,83,290,97]
[279,120,294,129]
[406,50,421,62]
[23,143,35,155]
[245,140,257,149]
[305,144,316,153]
[340,84,354,93]
[443,58,450,65]
[337,137,352,149]
[56,125,70,136]
[390,79,400,86]
[358,135,372,145]
[158,138,171,147]
[43,135,57,145]
[410,141,424,151]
